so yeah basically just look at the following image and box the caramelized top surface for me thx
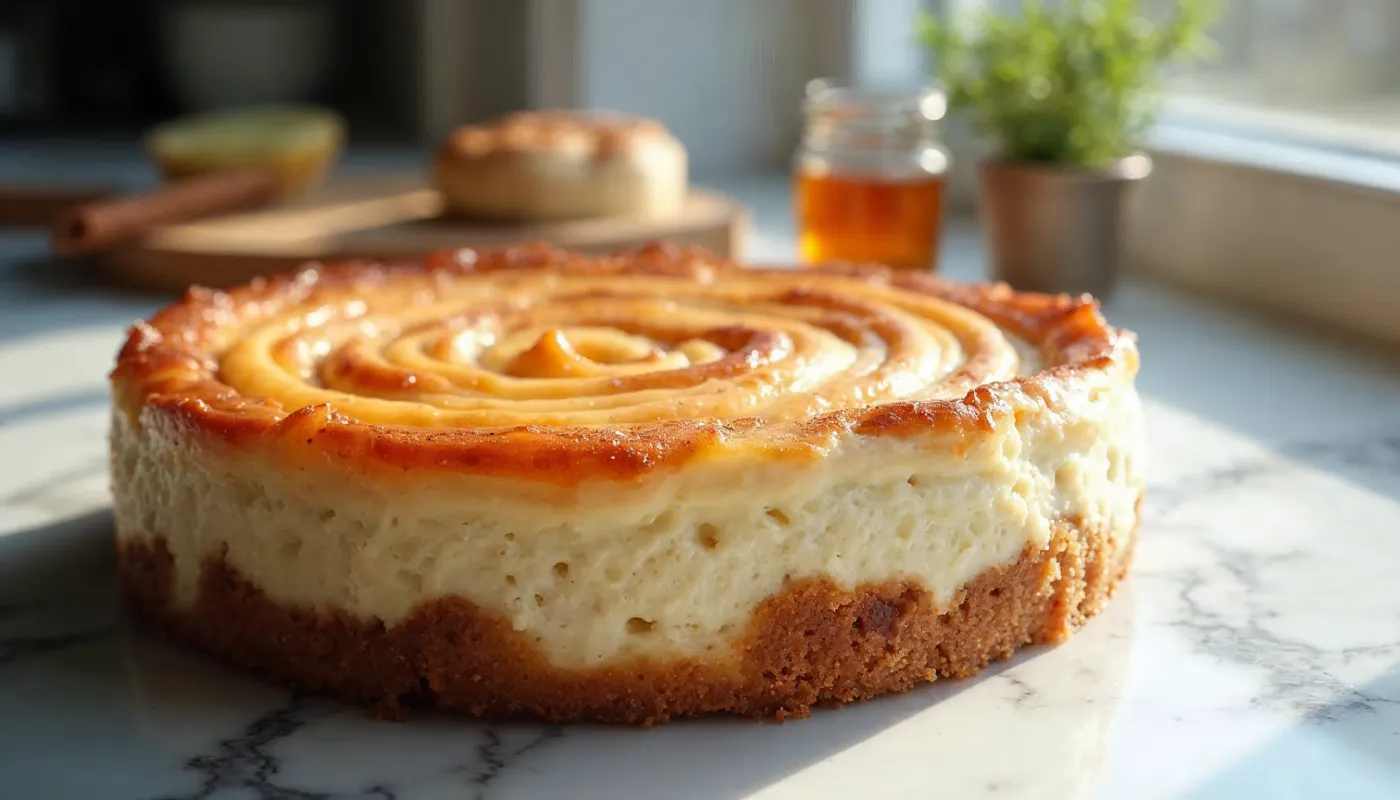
[112,244,1134,483]
[439,111,678,162]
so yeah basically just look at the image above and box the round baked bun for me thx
[433,111,688,221]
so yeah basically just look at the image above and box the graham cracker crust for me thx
[116,518,1134,725]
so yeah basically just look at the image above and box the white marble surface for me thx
[2,166,1400,799]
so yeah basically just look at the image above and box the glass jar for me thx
[793,79,950,271]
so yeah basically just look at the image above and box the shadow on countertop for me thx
[1185,663,1400,800]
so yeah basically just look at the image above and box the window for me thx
[1162,0,1400,159]
[1131,1,1400,346]
[919,0,1400,345]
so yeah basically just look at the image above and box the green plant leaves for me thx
[919,0,1220,167]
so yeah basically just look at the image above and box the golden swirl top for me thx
[112,245,1134,481]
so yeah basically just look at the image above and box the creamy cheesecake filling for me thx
[110,364,1143,669]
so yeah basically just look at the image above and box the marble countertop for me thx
[2,161,1400,799]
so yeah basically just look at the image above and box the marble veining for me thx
[1144,426,1400,716]
[3,203,1400,798]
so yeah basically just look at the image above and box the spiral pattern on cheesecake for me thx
[216,272,1036,430]
[118,244,1119,438]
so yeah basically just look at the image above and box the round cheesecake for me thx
[110,244,1145,724]
[433,111,688,221]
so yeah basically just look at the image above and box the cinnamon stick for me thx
[0,185,115,228]
[52,168,282,257]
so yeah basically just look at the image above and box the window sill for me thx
[1126,122,1400,348]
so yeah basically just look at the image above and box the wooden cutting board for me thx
[97,173,750,292]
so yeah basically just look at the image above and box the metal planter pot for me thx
[978,155,1152,299]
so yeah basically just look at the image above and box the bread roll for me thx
[433,111,688,221]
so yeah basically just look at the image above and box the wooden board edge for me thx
[98,202,751,293]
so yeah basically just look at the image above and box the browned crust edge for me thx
[110,243,1138,485]
[116,515,1135,726]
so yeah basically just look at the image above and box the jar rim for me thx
[803,79,947,122]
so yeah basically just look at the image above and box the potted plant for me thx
[919,0,1218,297]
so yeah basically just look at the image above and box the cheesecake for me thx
[110,243,1145,724]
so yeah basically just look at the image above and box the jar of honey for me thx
[793,80,950,271]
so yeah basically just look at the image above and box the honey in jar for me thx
[794,81,950,271]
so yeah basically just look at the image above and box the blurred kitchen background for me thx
[2,0,1399,343]
[6,0,1400,176]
